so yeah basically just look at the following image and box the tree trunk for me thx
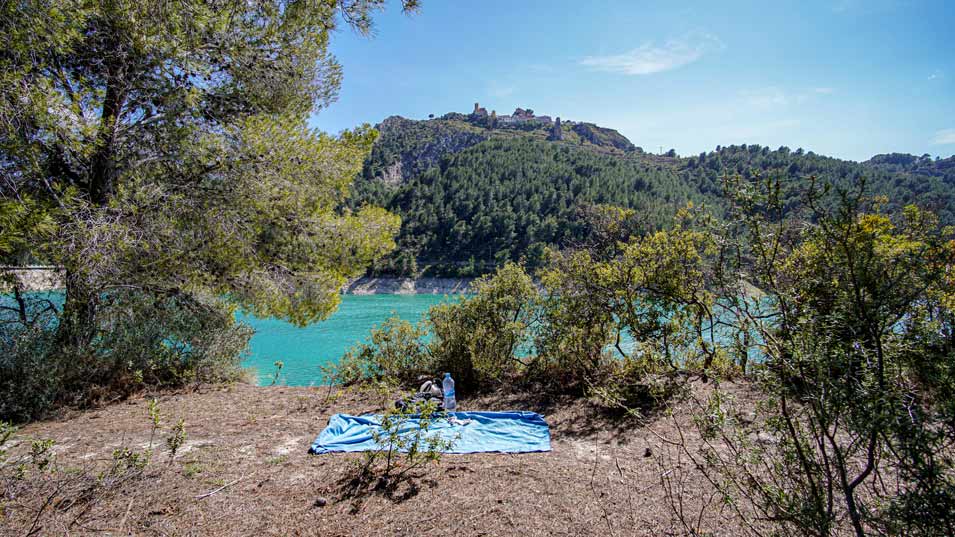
[59,45,127,348]
[89,72,125,205]
[55,271,99,352]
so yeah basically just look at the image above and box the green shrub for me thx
[368,398,453,477]
[677,175,955,536]
[0,327,63,423]
[586,355,688,415]
[331,262,540,392]
[427,262,539,390]
[534,249,617,390]
[345,398,455,500]
[335,251,710,418]
[533,219,718,402]
[327,315,432,387]
[0,290,251,422]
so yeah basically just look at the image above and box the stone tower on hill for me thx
[549,117,563,141]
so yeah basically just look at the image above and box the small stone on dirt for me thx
[643,447,652,457]
[314,497,327,507]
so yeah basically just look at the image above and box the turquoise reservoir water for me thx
[1,291,456,386]
[239,294,456,385]
[5,292,747,387]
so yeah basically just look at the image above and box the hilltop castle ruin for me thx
[472,102,552,125]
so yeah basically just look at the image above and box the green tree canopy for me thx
[0,0,415,419]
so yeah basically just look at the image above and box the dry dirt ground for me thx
[2,382,759,536]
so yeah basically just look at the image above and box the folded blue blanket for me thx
[309,411,551,454]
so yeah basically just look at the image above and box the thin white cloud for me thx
[741,88,789,109]
[932,129,955,145]
[580,34,721,76]
[740,86,835,109]
[488,83,515,99]
[928,70,943,81]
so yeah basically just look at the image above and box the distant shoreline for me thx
[344,276,473,295]
[1,267,472,295]
[0,266,64,292]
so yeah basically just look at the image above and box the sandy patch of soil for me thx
[1,382,756,536]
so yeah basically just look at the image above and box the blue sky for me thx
[310,0,955,162]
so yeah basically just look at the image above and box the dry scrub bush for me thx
[0,400,188,533]
[656,175,955,536]
[0,290,251,422]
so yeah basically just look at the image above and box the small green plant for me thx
[147,398,161,428]
[270,361,284,386]
[166,418,187,462]
[145,399,187,465]
[29,439,55,472]
[0,421,57,481]
[267,454,289,466]
[183,461,203,478]
[341,397,456,506]
[693,387,732,441]
[146,398,162,451]
[369,398,455,479]
[106,447,151,477]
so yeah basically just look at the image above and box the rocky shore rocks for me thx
[343,276,472,295]
[2,267,472,295]
[0,266,64,292]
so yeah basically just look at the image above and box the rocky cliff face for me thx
[571,122,635,152]
[367,116,488,184]
[365,114,639,187]
[380,160,404,186]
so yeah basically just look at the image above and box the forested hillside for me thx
[681,146,955,222]
[351,114,955,276]
[355,137,706,274]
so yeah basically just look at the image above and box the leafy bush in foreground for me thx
[331,315,432,387]
[0,291,251,422]
[333,241,720,412]
[329,263,541,392]
[427,262,539,389]
[672,175,955,536]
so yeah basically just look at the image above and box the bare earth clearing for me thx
[3,382,757,536]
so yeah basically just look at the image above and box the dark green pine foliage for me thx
[354,137,710,275]
[352,116,955,277]
[683,145,955,223]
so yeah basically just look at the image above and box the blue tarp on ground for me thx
[309,411,551,454]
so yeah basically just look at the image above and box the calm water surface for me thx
[2,292,457,386]
[239,294,457,385]
[7,292,745,386]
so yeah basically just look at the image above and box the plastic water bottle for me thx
[442,372,456,411]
